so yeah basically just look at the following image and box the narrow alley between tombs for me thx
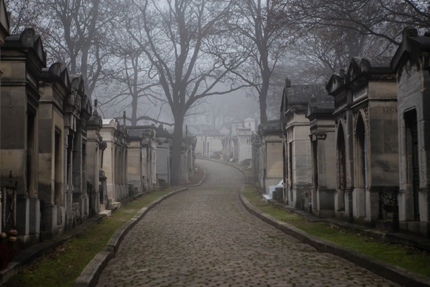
[95,159,398,287]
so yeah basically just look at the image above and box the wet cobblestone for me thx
[95,160,399,287]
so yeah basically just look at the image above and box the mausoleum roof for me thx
[391,28,430,72]
[258,119,280,136]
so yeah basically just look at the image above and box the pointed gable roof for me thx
[306,92,334,120]
[258,119,281,136]
[345,56,394,89]
[3,28,46,66]
[282,83,326,116]
[41,62,71,92]
[326,70,345,96]
[391,27,430,74]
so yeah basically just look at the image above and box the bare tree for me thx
[98,9,167,126]
[97,51,170,125]
[39,0,119,98]
[129,0,245,184]
[286,26,386,85]
[5,0,39,34]
[225,0,295,125]
[6,0,119,99]
[290,0,429,46]
[273,0,430,85]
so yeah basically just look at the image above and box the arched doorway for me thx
[355,114,367,219]
[336,125,346,213]
[404,110,419,221]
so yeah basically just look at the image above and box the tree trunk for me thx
[259,92,268,125]
[170,116,184,185]
[131,90,138,126]
[259,73,270,125]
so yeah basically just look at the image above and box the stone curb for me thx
[73,248,114,287]
[206,157,430,286]
[74,166,208,287]
[0,163,208,286]
[67,161,238,287]
[73,187,189,287]
[239,188,430,287]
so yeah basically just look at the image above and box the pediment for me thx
[34,35,46,64]
[81,96,92,115]
[346,57,393,85]
[326,73,344,94]
[391,28,430,73]
[346,57,362,83]
[18,29,46,64]
[60,66,71,90]
[71,74,85,95]
[48,62,62,77]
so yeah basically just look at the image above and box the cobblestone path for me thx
[95,159,399,287]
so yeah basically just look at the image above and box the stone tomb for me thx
[391,28,430,237]
[327,57,398,226]
[306,91,336,217]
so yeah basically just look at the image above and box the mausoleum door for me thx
[337,127,346,211]
[412,130,419,221]
[405,110,420,221]
[356,116,367,189]
[312,140,318,211]
[26,110,36,197]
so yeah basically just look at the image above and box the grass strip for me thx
[242,185,430,279]
[5,188,176,287]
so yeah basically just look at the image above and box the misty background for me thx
[4,0,429,183]
[5,0,429,130]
